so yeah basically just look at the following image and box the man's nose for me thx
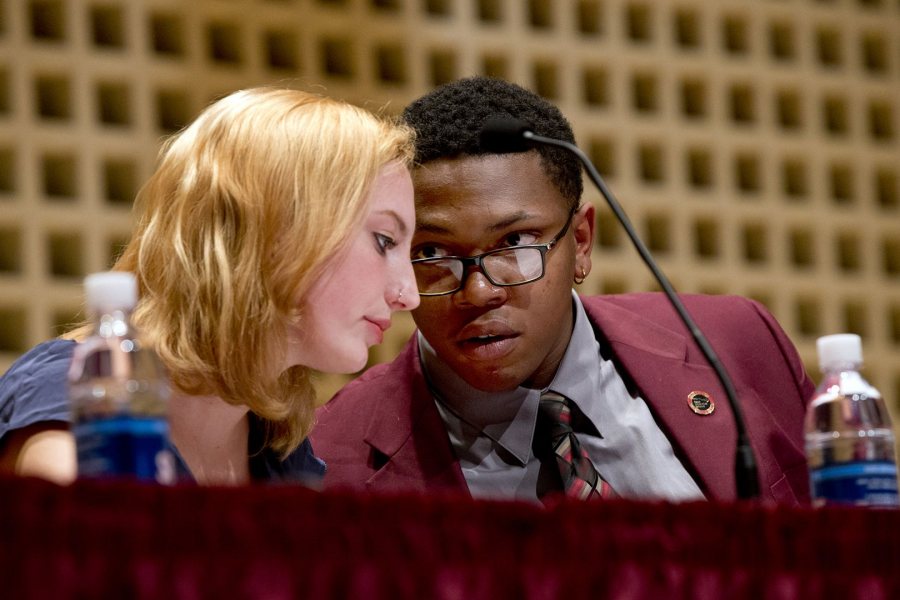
[453,267,506,308]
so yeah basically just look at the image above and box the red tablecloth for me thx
[1,475,898,599]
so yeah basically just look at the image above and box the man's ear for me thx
[572,202,595,281]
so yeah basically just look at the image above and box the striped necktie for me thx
[537,390,614,501]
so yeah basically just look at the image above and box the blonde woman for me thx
[0,87,419,485]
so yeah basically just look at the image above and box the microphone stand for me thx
[524,129,760,500]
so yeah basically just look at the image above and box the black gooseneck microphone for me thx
[481,116,760,500]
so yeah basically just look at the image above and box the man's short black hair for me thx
[401,76,583,209]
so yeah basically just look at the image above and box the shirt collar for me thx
[546,292,603,421]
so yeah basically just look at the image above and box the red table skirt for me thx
[1,475,898,599]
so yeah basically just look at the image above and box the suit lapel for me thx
[360,296,783,501]
[583,296,748,501]
[361,339,469,494]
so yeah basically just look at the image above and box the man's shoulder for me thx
[581,291,754,311]
[333,350,414,399]
[579,292,784,356]
[580,292,762,328]
[317,338,419,422]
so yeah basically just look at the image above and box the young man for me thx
[310,77,814,505]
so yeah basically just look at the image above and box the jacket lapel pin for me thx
[687,390,715,415]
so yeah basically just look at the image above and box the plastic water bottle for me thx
[68,271,175,483]
[805,333,899,507]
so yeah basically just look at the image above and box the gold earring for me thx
[574,266,586,285]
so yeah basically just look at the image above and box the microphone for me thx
[481,116,760,500]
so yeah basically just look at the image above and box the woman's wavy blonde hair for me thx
[74,87,414,456]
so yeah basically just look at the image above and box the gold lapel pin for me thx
[687,390,715,415]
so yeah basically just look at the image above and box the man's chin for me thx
[457,367,525,394]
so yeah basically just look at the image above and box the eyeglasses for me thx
[411,210,575,297]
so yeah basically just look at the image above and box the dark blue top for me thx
[0,339,326,484]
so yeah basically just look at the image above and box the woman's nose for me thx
[391,263,420,311]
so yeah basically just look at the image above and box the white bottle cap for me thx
[84,271,138,312]
[816,333,863,372]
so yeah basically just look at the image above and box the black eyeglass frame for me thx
[411,207,577,297]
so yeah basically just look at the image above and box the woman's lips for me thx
[365,318,390,344]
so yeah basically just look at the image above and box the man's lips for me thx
[456,320,517,343]
[458,332,516,345]
[455,321,520,361]
[456,333,519,361]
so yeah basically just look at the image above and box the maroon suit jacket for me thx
[311,293,815,505]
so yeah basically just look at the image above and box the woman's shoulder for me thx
[265,437,326,484]
[1,339,77,390]
[0,339,77,434]
[283,437,327,481]
[246,413,326,485]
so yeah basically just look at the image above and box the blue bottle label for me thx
[73,416,176,484]
[810,461,899,507]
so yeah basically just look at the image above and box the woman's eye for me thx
[503,232,538,247]
[375,233,396,254]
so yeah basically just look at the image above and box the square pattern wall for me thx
[1,0,899,416]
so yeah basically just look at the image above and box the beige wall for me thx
[1,0,899,418]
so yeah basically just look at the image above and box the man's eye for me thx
[375,233,396,254]
[411,245,449,260]
[503,232,538,247]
